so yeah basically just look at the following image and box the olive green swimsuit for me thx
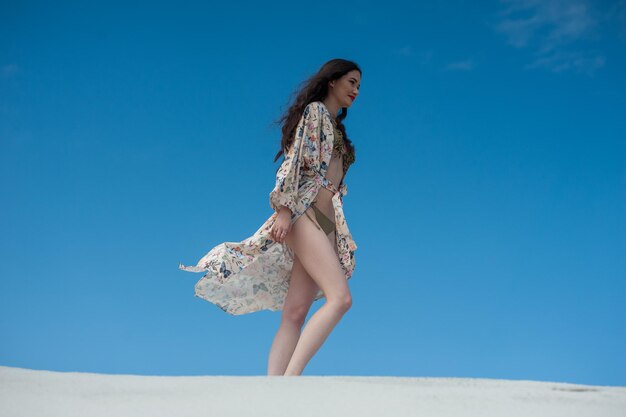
[304,122,355,235]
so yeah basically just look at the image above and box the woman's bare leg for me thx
[281,210,352,376]
[267,253,319,375]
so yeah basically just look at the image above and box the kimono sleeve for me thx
[269,102,322,215]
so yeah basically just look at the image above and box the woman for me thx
[179,58,361,376]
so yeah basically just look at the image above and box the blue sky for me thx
[1,0,625,385]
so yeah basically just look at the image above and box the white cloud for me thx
[444,59,476,71]
[524,50,605,74]
[606,0,626,42]
[1,64,19,78]
[394,45,413,57]
[493,0,605,74]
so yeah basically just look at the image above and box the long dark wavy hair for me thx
[272,58,361,164]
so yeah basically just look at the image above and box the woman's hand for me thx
[270,206,293,243]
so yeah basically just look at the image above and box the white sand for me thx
[1,365,625,417]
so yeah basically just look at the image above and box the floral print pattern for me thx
[179,101,357,315]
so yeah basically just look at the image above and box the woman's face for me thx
[329,70,361,108]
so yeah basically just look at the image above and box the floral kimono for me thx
[179,101,357,315]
